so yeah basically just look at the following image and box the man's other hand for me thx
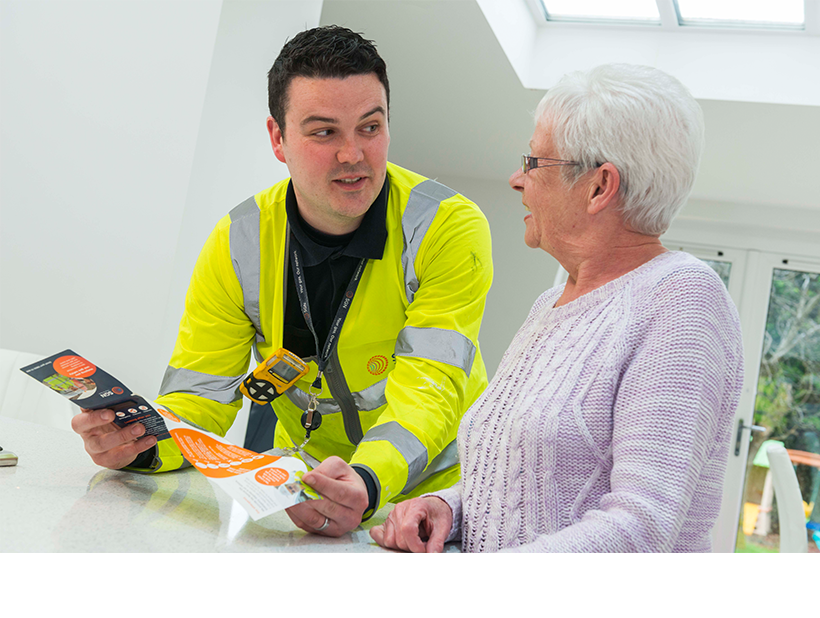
[369,496,453,553]
[71,408,157,469]
[286,456,368,537]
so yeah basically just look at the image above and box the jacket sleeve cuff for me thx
[127,446,158,470]
[122,436,191,474]
[351,464,378,521]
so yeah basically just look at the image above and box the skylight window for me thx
[541,0,661,24]
[535,0,809,31]
[675,0,805,29]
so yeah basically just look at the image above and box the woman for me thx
[370,64,744,553]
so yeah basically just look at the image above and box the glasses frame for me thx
[522,153,580,174]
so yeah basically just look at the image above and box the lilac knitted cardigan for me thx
[431,251,744,552]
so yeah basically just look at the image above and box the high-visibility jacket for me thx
[148,162,493,516]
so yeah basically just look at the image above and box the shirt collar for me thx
[285,178,388,266]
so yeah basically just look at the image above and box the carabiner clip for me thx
[300,371,324,440]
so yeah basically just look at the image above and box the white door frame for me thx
[712,249,770,551]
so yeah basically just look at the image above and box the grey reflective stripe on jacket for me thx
[229,196,264,344]
[352,378,388,411]
[395,325,476,376]
[159,366,245,405]
[283,378,388,414]
[401,179,457,305]
[401,438,458,495]
[360,420,428,493]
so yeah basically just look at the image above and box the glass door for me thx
[733,257,820,552]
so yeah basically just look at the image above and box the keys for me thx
[300,395,323,440]
[300,371,324,441]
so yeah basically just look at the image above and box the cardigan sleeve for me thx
[425,481,464,543]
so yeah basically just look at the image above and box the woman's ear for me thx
[587,163,620,215]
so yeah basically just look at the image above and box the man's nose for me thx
[337,135,364,165]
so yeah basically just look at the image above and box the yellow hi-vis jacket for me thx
[149,162,493,516]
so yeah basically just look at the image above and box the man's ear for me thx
[587,163,620,215]
[267,116,286,164]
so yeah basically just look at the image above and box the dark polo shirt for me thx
[283,178,388,357]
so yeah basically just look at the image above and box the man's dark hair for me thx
[268,25,390,135]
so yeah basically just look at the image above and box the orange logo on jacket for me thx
[367,355,389,375]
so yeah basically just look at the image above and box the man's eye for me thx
[313,129,333,137]
[362,124,380,133]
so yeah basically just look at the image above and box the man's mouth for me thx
[333,176,369,190]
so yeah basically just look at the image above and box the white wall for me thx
[0,0,222,395]
[0,1,322,406]
[668,199,820,259]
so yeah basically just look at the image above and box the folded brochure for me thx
[21,350,313,521]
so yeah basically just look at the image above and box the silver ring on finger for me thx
[315,516,330,532]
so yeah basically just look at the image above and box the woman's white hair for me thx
[535,63,704,236]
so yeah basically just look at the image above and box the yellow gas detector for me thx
[239,348,309,405]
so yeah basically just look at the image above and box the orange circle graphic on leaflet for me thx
[170,428,279,478]
[53,355,96,378]
[255,467,289,486]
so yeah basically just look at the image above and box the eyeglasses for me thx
[521,154,580,174]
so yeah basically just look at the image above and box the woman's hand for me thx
[370,496,453,553]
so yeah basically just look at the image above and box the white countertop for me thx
[0,416,460,553]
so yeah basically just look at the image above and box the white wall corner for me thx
[476,0,539,89]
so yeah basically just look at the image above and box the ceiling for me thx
[321,0,820,212]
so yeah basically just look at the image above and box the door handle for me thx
[734,419,767,456]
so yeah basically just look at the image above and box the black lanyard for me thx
[290,236,367,390]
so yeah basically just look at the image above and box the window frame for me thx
[528,0,817,34]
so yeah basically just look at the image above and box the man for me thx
[71,26,493,537]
